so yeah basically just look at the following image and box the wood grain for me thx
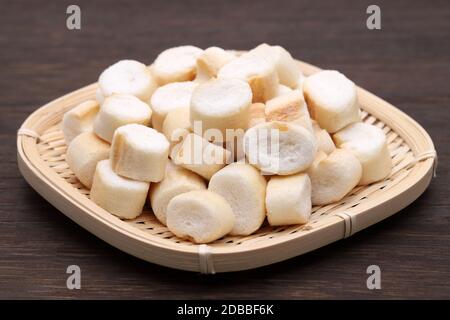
[1,0,449,299]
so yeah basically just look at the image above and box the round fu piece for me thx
[248,43,301,89]
[218,54,278,103]
[149,161,206,225]
[166,190,235,244]
[333,122,392,185]
[171,133,232,180]
[243,121,317,175]
[110,124,169,182]
[152,46,203,85]
[98,59,157,101]
[62,99,99,144]
[303,70,360,133]
[195,46,235,81]
[307,149,362,206]
[90,160,150,219]
[266,173,311,226]
[209,162,267,235]
[190,78,252,142]
[265,89,313,134]
[93,94,152,143]
[66,131,110,189]
[150,81,196,132]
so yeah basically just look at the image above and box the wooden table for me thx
[1,0,449,299]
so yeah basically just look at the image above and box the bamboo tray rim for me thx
[17,60,437,273]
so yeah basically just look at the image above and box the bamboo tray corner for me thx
[17,60,436,273]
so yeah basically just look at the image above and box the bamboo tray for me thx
[17,60,437,274]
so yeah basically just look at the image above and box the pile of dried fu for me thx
[63,44,392,244]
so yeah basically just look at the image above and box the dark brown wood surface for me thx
[1,0,449,299]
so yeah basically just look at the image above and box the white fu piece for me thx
[66,132,110,189]
[209,163,267,236]
[93,94,152,143]
[171,133,232,180]
[195,46,235,82]
[90,160,150,219]
[62,99,99,144]
[98,59,157,101]
[110,124,170,182]
[248,43,301,89]
[190,78,252,142]
[218,53,279,103]
[333,122,392,185]
[166,190,235,244]
[243,121,317,175]
[150,81,197,132]
[152,46,203,85]
[266,173,311,226]
[307,149,362,206]
[149,161,206,225]
[303,70,360,133]
[265,89,314,134]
